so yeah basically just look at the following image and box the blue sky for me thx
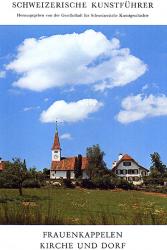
[0,25,167,170]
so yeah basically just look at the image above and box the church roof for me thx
[51,157,88,171]
[52,131,61,150]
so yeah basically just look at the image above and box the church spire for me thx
[55,120,58,133]
[52,121,61,150]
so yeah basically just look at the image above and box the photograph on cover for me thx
[0,25,167,225]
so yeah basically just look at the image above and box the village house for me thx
[112,153,149,185]
[0,158,6,171]
[50,128,88,180]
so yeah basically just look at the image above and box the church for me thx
[50,127,89,180]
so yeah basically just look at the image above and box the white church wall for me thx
[50,170,56,179]
[70,171,75,179]
[55,171,67,179]
[82,171,89,179]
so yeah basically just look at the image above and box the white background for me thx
[0,225,166,250]
[0,0,167,25]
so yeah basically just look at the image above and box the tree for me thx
[3,158,28,195]
[29,167,43,181]
[144,152,167,186]
[74,154,82,179]
[43,168,50,179]
[86,144,109,179]
[150,152,166,175]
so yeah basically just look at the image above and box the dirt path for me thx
[110,189,167,198]
[142,191,167,198]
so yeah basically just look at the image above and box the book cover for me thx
[0,1,167,249]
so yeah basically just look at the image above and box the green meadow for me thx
[0,188,167,225]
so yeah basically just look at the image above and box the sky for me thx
[0,25,167,170]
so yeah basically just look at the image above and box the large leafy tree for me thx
[150,152,166,175]
[144,152,167,185]
[2,158,28,195]
[86,144,109,179]
[43,168,50,179]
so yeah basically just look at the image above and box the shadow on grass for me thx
[0,194,51,204]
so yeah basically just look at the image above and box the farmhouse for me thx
[112,154,149,185]
[50,128,88,180]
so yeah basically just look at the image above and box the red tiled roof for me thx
[112,154,149,172]
[81,157,88,170]
[51,157,76,170]
[0,162,5,171]
[52,132,61,150]
[121,154,133,161]
[51,156,88,171]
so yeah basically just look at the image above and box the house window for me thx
[123,161,131,166]
[123,169,127,175]
[128,169,137,174]
[142,171,147,176]
[120,170,124,175]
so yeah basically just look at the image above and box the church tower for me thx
[52,123,61,162]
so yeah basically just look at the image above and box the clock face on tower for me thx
[54,154,58,159]
[53,150,60,161]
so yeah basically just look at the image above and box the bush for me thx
[92,176,115,189]
[143,176,164,186]
[22,179,41,188]
[2,178,19,189]
[62,179,75,188]
[102,176,115,189]
[0,176,6,188]
[80,176,115,189]
[140,185,167,194]
[80,179,95,189]
[112,178,134,190]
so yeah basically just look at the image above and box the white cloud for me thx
[116,94,167,124]
[23,106,40,112]
[40,99,103,123]
[141,83,159,92]
[141,84,149,91]
[44,98,49,102]
[0,71,6,78]
[60,133,72,140]
[6,29,147,92]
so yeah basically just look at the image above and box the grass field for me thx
[0,188,167,225]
